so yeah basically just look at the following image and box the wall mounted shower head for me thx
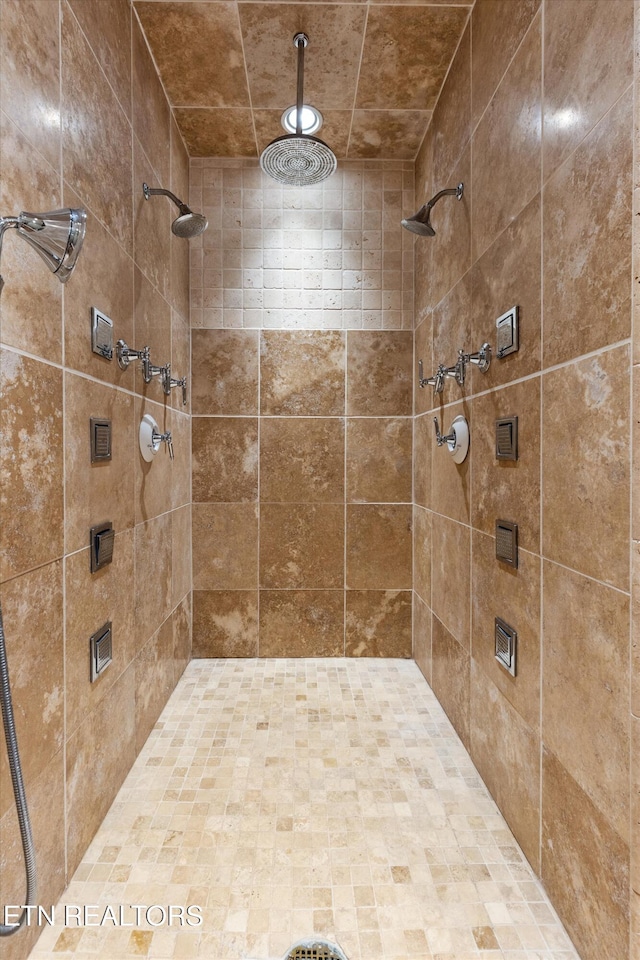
[142,183,208,238]
[0,207,87,294]
[401,183,464,237]
[260,33,337,186]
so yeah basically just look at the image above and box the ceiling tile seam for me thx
[346,1,370,159]
[234,0,260,157]
[411,0,474,163]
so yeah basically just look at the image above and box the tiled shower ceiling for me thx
[134,1,472,159]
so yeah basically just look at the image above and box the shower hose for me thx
[0,600,37,935]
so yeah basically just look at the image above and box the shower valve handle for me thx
[161,363,188,405]
[116,339,149,372]
[152,429,174,460]
[433,417,456,447]
[458,342,492,375]
[142,355,163,384]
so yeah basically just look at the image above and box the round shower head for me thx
[260,133,337,187]
[172,211,208,238]
[400,211,435,237]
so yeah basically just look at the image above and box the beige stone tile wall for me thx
[413,2,635,958]
[0,4,191,958]
[189,159,414,659]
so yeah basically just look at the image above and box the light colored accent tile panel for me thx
[543,560,630,842]
[542,747,630,960]
[0,350,63,582]
[543,0,633,180]
[542,345,630,591]
[543,88,632,367]
[0,561,63,818]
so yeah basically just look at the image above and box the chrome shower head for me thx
[260,33,337,186]
[401,183,464,237]
[142,183,208,238]
[0,207,87,294]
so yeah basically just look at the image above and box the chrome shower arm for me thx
[142,183,188,215]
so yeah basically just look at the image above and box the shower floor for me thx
[30,659,579,960]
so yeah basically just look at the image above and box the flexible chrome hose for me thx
[0,600,37,935]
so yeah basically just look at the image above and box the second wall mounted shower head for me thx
[0,207,87,295]
[142,183,208,239]
[401,182,464,237]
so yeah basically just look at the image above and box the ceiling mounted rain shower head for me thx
[142,183,208,238]
[0,207,87,295]
[260,33,337,186]
[401,183,464,237]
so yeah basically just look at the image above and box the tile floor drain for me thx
[284,938,349,960]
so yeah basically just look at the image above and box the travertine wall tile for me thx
[0,3,190,943]
[345,591,412,657]
[192,329,259,415]
[470,661,540,871]
[259,591,344,657]
[542,748,630,960]
[0,351,63,581]
[430,514,470,648]
[260,503,344,589]
[346,418,412,503]
[542,346,630,591]
[261,331,345,416]
[347,504,412,589]
[472,533,540,731]
[413,593,432,683]
[0,562,64,817]
[543,0,633,179]
[192,417,259,502]
[413,505,431,605]
[471,10,541,258]
[432,614,470,748]
[262,418,345,503]
[192,503,258,590]
[543,89,632,367]
[193,590,258,658]
[543,561,630,841]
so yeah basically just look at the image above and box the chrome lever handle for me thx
[116,339,149,371]
[152,429,174,460]
[142,354,163,383]
[161,364,188,405]
[433,416,456,447]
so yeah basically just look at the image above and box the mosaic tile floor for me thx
[31,659,580,960]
